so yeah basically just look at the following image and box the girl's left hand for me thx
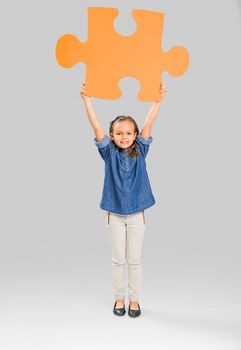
[155,81,167,102]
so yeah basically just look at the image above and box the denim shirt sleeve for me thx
[93,134,111,161]
[136,134,153,159]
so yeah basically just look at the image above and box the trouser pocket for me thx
[142,210,145,225]
[106,211,110,227]
[106,211,111,226]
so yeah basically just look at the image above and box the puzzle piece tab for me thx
[56,7,189,101]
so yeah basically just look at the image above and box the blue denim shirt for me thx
[93,134,156,215]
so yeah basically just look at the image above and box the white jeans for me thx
[106,210,146,302]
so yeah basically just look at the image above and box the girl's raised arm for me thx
[140,81,167,139]
[80,82,105,141]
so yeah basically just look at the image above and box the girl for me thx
[80,81,167,317]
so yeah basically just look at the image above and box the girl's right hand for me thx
[80,82,91,101]
[155,81,167,102]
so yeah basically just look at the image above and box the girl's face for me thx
[110,120,137,149]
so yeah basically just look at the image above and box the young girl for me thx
[80,81,167,317]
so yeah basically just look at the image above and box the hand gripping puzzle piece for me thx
[56,7,189,101]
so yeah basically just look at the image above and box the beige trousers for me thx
[106,210,146,302]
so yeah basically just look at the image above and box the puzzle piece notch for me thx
[56,7,189,101]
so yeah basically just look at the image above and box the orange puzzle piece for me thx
[56,7,189,101]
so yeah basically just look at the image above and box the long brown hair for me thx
[109,115,141,158]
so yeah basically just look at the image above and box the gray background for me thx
[0,0,241,349]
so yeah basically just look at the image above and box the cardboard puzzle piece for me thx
[56,7,189,101]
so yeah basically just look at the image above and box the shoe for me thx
[128,302,141,317]
[113,301,126,316]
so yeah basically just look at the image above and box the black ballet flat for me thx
[128,302,141,317]
[113,301,126,316]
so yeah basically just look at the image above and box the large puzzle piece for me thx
[56,7,189,101]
